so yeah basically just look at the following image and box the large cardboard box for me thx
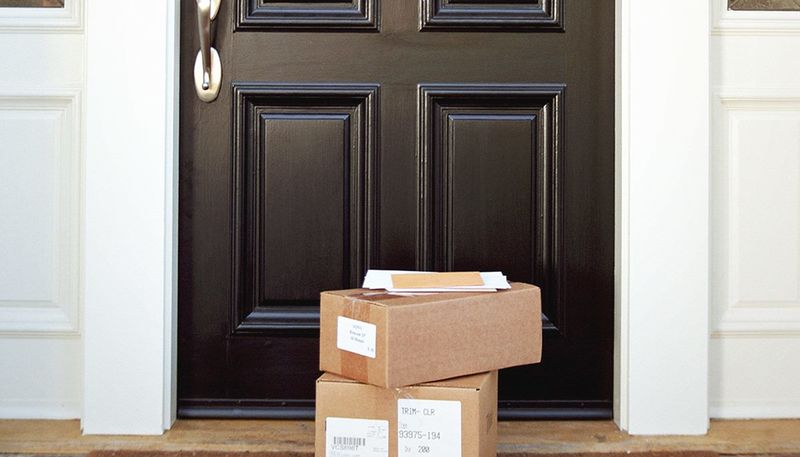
[315,371,497,457]
[319,283,541,388]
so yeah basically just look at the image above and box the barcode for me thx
[333,436,366,447]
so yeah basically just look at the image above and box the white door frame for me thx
[614,1,710,435]
[83,0,179,434]
[82,0,710,435]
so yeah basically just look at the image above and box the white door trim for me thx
[614,0,710,434]
[82,0,179,434]
[82,0,711,434]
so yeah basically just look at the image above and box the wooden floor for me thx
[1,420,800,455]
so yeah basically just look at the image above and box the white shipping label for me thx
[397,399,462,457]
[326,417,389,457]
[337,316,377,358]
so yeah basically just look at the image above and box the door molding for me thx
[229,83,380,336]
[82,0,711,435]
[614,0,710,434]
[82,0,179,434]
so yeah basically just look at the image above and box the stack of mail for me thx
[362,269,511,293]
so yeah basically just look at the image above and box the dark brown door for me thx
[179,0,614,419]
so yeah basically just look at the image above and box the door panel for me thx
[232,84,378,333]
[420,0,563,30]
[179,0,614,419]
[236,1,379,31]
[418,84,563,332]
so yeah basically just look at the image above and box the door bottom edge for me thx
[178,401,612,420]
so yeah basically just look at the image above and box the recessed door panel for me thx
[418,84,563,331]
[420,0,563,31]
[231,84,378,333]
[236,0,379,30]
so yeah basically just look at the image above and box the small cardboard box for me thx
[315,371,497,457]
[319,282,541,388]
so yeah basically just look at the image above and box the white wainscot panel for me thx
[0,337,82,418]
[712,92,800,337]
[710,337,800,418]
[0,91,80,335]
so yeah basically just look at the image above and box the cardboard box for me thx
[315,371,497,457]
[319,282,541,388]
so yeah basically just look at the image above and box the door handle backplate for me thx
[194,0,222,103]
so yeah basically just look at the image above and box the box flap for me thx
[318,371,494,391]
[321,282,536,309]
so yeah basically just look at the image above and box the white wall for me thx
[0,0,84,419]
[710,0,800,418]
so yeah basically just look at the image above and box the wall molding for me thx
[712,89,800,338]
[0,0,83,33]
[712,0,800,35]
[717,87,800,104]
[710,399,800,418]
[713,304,800,337]
[0,90,81,336]
[0,399,81,419]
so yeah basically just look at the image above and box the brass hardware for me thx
[194,0,221,102]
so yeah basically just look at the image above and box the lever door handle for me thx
[194,0,222,102]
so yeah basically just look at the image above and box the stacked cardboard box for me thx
[316,282,542,457]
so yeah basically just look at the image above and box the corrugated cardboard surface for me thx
[315,371,497,457]
[319,283,541,388]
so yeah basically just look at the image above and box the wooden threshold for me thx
[1,419,800,455]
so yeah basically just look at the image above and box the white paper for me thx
[386,287,497,293]
[337,316,377,358]
[397,399,461,457]
[326,417,389,457]
[362,270,511,293]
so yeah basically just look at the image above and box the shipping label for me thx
[325,417,389,457]
[337,316,376,358]
[397,399,461,457]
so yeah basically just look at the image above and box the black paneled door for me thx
[178,0,615,419]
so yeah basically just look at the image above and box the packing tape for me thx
[338,291,405,385]
[340,296,372,382]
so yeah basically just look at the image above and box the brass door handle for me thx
[194,0,221,102]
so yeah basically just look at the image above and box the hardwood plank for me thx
[2,420,800,455]
[498,420,800,454]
